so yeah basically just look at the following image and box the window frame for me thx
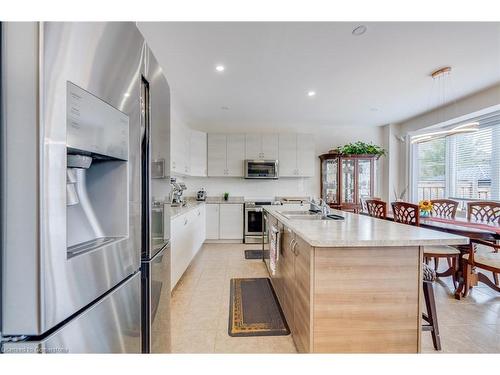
[410,110,500,207]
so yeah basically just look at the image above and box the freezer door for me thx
[141,244,171,353]
[1,273,141,354]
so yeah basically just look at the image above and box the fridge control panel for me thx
[66,81,129,160]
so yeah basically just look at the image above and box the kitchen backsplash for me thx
[180,176,315,199]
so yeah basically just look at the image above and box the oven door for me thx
[245,208,263,235]
[245,160,279,179]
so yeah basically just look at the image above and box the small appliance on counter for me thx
[170,177,187,207]
[196,188,207,201]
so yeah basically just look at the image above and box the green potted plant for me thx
[223,192,229,201]
[331,141,386,158]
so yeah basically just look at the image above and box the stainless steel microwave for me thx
[244,160,279,179]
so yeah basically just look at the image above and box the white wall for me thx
[400,83,500,134]
[379,124,407,204]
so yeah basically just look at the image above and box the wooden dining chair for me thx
[362,196,382,213]
[467,201,500,224]
[365,199,387,219]
[388,202,442,350]
[422,263,441,351]
[391,201,420,226]
[430,199,459,219]
[430,199,459,271]
[462,201,500,294]
[391,202,460,286]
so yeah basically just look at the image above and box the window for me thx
[413,116,500,208]
[416,138,446,200]
[452,127,493,200]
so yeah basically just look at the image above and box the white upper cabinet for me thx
[245,134,261,160]
[171,124,191,175]
[171,123,207,177]
[189,130,207,177]
[279,133,315,177]
[262,134,279,160]
[207,134,228,176]
[183,127,191,175]
[226,134,245,177]
[297,133,315,177]
[170,124,183,174]
[207,134,245,177]
[245,134,278,160]
[278,133,298,177]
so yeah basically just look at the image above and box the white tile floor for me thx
[171,243,500,353]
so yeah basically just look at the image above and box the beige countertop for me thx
[204,196,245,204]
[170,200,205,220]
[264,205,469,248]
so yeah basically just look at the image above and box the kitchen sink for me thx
[276,210,318,216]
[285,214,328,220]
[278,211,344,221]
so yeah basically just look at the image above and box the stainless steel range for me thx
[244,199,275,243]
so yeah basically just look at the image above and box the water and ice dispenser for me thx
[66,82,129,258]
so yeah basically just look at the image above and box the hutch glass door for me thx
[357,159,372,204]
[341,159,356,204]
[322,158,339,205]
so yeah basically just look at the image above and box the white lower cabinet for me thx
[205,204,220,240]
[219,204,244,239]
[171,204,206,290]
[205,203,244,241]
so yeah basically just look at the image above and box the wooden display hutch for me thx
[319,152,377,212]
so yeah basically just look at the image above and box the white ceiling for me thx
[138,22,500,131]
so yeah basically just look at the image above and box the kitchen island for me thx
[262,205,469,353]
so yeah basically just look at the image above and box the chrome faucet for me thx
[318,198,331,218]
[308,198,322,212]
[308,198,330,218]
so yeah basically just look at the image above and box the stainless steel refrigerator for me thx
[0,22,171,353]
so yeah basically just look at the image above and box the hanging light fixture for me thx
[410,121,479,143]
[410,66,479,143]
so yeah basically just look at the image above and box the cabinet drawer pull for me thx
[292,240,298,255]
[184,218,188,226]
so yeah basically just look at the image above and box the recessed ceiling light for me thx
[307,91,316,97]
[215,65,225,72]
[352,25,367,36]
[123,93,130,97]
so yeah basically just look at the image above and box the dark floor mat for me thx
[244,249,269,260]
[228,278,290,337]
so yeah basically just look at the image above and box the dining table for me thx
[363,211,500,299]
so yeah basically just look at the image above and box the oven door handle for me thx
[245,207,262,212]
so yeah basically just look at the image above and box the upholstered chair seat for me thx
[463,252,500,269]
[423,245,461,256]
